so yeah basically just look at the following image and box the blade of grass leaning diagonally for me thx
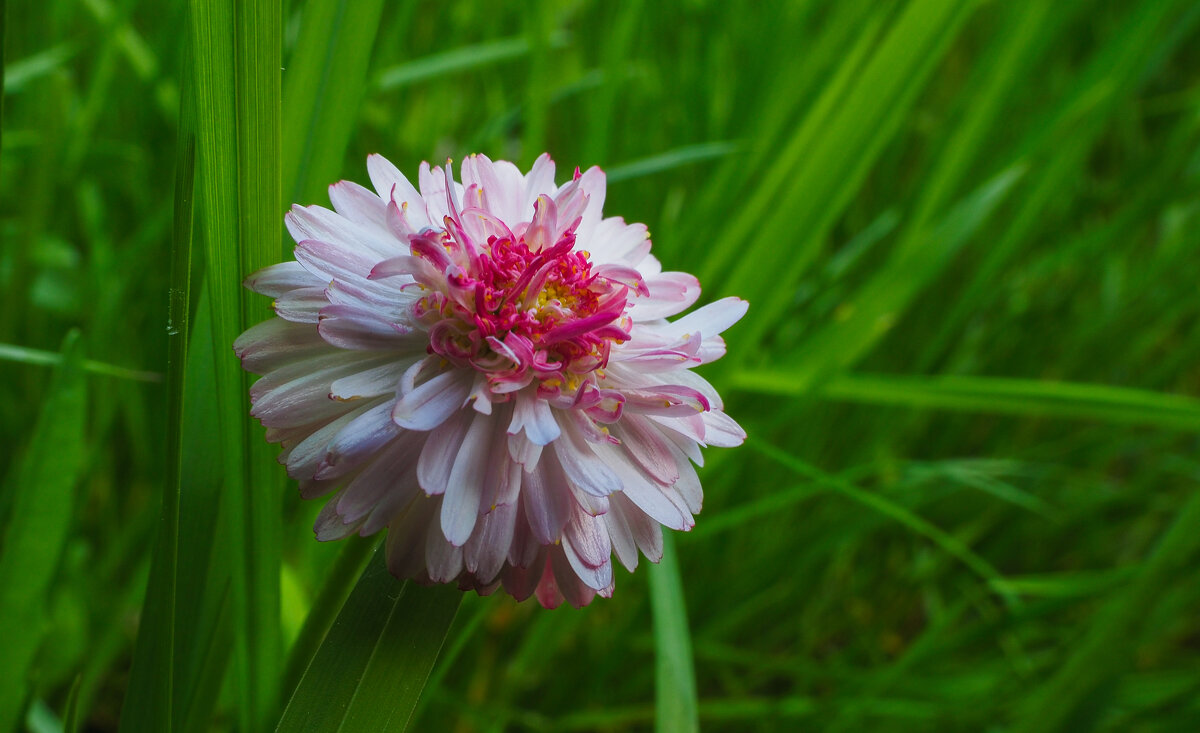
[706,0,979,359]
[749,440,1017,608]
[1014,488,1200,733]
[282,0,386,208]
[118,30,198,732]
[0,341,161,381]
[0,330,87,730]
[237,0,285,727]
[648,533,700,733]
[276,549,462,733]
[731,372,1200,432]
[778,166,1024,392]
[773,3,1057,389]
[280,535,379,699]
[372,31,570,93]
[917,0,1197,371]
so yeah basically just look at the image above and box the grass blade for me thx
[236,0,284,727]
[276,549,461,733]
[1014,488,1200,732]
[372,32,569,92]
[732,371,1200,432]
[749,441,1016,607]
[118,29,197,730]
[0,330,87,729]
[605,141,740,184]
[0,341,161,381]
[648,534,700,733]
[280,535,378,699]
[282,0,387,208]
[706,0,978,355]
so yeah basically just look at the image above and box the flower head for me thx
[236,153,747,608]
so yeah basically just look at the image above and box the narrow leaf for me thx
[648,534,699,733]
[732,371,1200,432]
[0,330,87,730]
[282,0,387,208]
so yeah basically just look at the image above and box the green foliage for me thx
[2,0,1199,730]
[277,549,460,733]
[0,331,86,730]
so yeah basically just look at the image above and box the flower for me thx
[235,153,747,608]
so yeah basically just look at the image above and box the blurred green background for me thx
[3,0,1200,730]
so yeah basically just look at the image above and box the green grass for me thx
[2,0,1200,730]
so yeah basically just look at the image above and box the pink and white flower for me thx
[236,153,746,608]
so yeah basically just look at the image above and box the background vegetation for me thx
[2,0,1200,730]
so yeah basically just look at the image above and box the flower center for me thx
[409,224,632,395]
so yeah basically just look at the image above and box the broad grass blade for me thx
[276,549,461,733]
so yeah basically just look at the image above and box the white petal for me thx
[615,414,681,485]
[591,441,690,530]
[702,410,745,447]
[614,492,664,562]
[520,459,571,545]
[464,501,517,583]
[274,286,327,323]
[287,203,398,261]
[285,405,369,480]
[329,180,390,232]
[245,261,322,297]
[440,412,494,545]
[627,272,702,321]
[314,495,362,541]
[329,359,410,402]
[317,400,403,479]
[318,304,416,351]
[554,418,621,497]
[425,510,464,582]
[337,438,421,523]
[392,369,473,431]
[416,409,473,495]
[604,497,639,572]
[367,153,424,214]
[509,395,561,445]
[234,318,330,374]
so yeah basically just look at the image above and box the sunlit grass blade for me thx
[373,31,569,92]
[916,0,1198,371]
[0,341,161,381]
[282,0,386,207]
[0,329,86,729]
[604,141,740,184]
[276,550,461,733]
[648,534,699,733]
[705,0,978,355]
[732,371,1200,431]
[2,43,75,95]
[778,166,1023,391]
